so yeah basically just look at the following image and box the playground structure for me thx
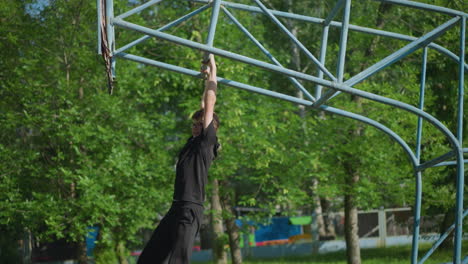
[97,0,467,263]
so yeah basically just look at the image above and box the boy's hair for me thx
[192,109,219,130]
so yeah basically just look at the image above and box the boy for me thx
[138,55,219,264]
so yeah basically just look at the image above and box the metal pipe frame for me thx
[115,0,164,20]
[432,159,468,167]
[253,0,337,82]
[372,0,468,18]
[411,47,427,264]
[184,0,468,72]
[221,6,315,101]
[315,25,329,98]
[205,0,221,48]
[336,0,351,83]
[115,52,418,166]
[114,4,211,55]
[313,0,351,107]
[452,17,465,264]
[419,209,468,264]
[316,17,460,107]
[113,16,466,263]
[324,0,346,26]
[416,150,455,171]
[101,0,467,262]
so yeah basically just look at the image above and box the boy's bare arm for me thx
[201,55,217,129]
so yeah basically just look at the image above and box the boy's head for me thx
[191,109,219,137]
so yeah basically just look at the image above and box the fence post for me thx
[378,207,387,247]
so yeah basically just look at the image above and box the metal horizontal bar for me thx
[324,0,346,26]
[463,256,468,264]
[416,151,455,171]
[432,159,468,167]
[113,18,463,156]
[114,4,210,55]
[464,148,468,153]
[184,0,468,72]
[253,0,337,82]
[116,0,164,20]
[115,52,313,106]
[418,208,468,264]
[373,0,468,18]
[221,6,315,102]
[113,18,337,86]
[115,53,418,168]
[345,17,460,87]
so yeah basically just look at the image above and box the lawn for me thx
[190,242,467,264]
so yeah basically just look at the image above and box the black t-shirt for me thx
[173,120,218,205]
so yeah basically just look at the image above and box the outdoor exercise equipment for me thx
[97,0,467,263]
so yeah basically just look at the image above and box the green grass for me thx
[193,242,467,264]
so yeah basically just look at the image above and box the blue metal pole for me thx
[416,150,455,171]
[419,209,468,264]
[336,0,351,83]
[116,52,312,105]
[184,0,468,72]
[372,0,467,18]
[116,0,164,20]
[317,0,350,104]
[316,25,329,98]
[412,171,422,264]
[114,4,210,55]
[411,47,427,264]
[314,17,459,107]
[433,160,468,167]
[324,0,346,26]
[415,47,427,161]
[252,0,337,82]
[204,0,222,61]
[453,16,465,264]
[97,0,102,54]
[221,7,315,101]
[345,17,459,87]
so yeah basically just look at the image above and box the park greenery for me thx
[0,0,466,264]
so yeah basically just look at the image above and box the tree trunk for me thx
[76,240,88,264]
[211,178,227,264]
[312,178,327,239]
[439,207,455,249]
[344,169,361,264]
[221,181,242,264]
[200,214,213,250]
[116,241,129,264]
[321,197,337,239]
[343,96,363,264]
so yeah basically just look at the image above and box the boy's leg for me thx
[137,207,176,264]
[168,204,203,264]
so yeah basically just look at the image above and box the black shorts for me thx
[137,201,203,264]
